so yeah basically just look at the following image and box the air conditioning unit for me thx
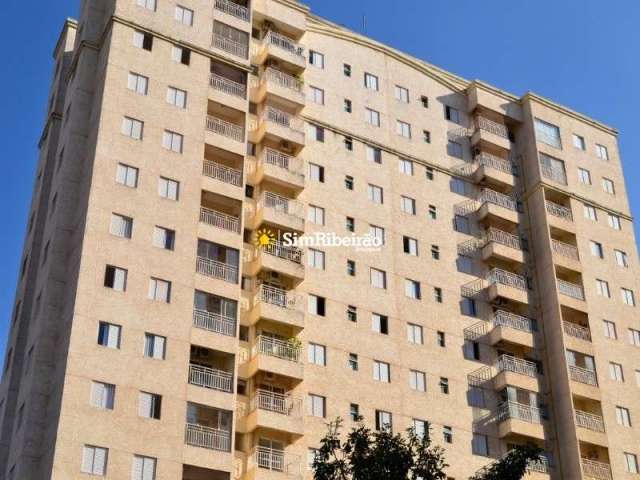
[472,148,481,157]
[267,271,280,280]
[280,141,292,153]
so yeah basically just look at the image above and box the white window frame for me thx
[578,168,591,185]
[166,86,187,108]
[364,72,379,91]
[368,184,384,204]
[121,116,143,140]
[396,120,411,138]
[373,360,391,383]
[110,213,133,239]
[409,369,426,392]
[148,278,171,303]
[127,72,148,95]
[158,177,179,200]
[395,85,409,103]
[398,158,414,175]
[162,130,184,153]
[308,248,325,270]
[308,343,326,366]
[307,205,325,225]
[366,108,381,127]
[81,445,108,475]
[309,85,324,105]
[407,323,423,344]
[308,394,325,417]
[116,163,138,187]
[370,268,387,289]
[90,381,115,410]
[175,5,194,26]
[400,196,416,215]
[144,333,166,360]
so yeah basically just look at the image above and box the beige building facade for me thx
[1,0,640,479]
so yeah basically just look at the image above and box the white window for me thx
[400,196,416,215]
[369,225,385,245]
[368,184,384,204]
[373,360,391,382]
[105,266,127,291]
[309,163,324,183]
[307,205,325,225]
[144,333,166,359]
[308,295,325,316]
[370,268,387,289]
[116,163,138,187]
[589,241,603,258]
[132,455,157,480]
[166,86,187,108]
[395,85,409,103]
[158,177,179,200]
[81,445,108,475]
[122,117,143,140]
[596,279,610,298]
[407,323,423,344]
[630,329,640,346]
[584,204,597,221]
[110,213,133,239]
[412,419,427,439]
[309,51,324,68]
[610,362,624,382]
[162,130,183,153]
[148,278,171,302]
[364,73,379,91]
[175,5,194,26]
[98,322,121,349]
[534,118,561,148]
[308,394,325,417]
[366,145,382,163]
[90,381,115,410]
[153,226,175,250]
[132,30,148,49]
[595,144,609,161]
[308,248,325,270]
[171,45,186,63]
[603,320,617,339]
[615,249,629,268]
[308,343,326,366]
[578,168,591,185]
[137,0,156,9]
[602,178,615,194]
[308,86,324,105]
[625,453,639,474]
[403,236,418,256]
[616,406,631,427]
[405,279,421,299]
[472,434,489,457]
[572,134,585,150]
[366,108,381,127]
[608,214,621,230]
[138,392,162,419]
[409,369,426,391]
[308,124,325,142]
[127,72,148,95]
[621,288,636,306]
[372,313,388,334]
[398,158,414,175]
[376,410,392,431]
[396,120,411,138]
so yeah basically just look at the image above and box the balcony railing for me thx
[563,321,591,342]
[545,200,573,221]
[479,188,518,211]
[252,389,302,417]
[487,268,528,291]
[264,30,304,58]
[255,335,301,363]
[196,256,239,284]
[475,116,510,139]
[203,160,243,187]
[262,106,305,133]
[569,365,598,386]
[262,240,303,264]
[527,455,551,474]
[185,423,231,452]
[214,0,249,21]
[486,227,521,251]
[206,115,245,142]
[496,355,538,378]
[199,206,240,233]
[540,163,568,185]
[193,308,236,337]
[259,284,302,310]
[475,152,517,175]
[493,310,536,333]
[209,73,247,98]
[557,279,585,300]
[188,364,233,393]
[212,34,249,58]
[264,67,304,93]
[262,192,304,219]
[254,447,301,476]
[581,459,612,480]
[575,410,605,433]
[551,239,579,261]
[497,401,542,424]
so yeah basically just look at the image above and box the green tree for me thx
[469,444,543,480]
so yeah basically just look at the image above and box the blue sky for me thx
[1,0,639,359]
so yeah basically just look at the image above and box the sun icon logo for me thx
[255,228,276,249]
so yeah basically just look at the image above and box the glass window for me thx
[409,370,426,391]
[572,134,586,150]
[534,118,562,148]
[370,268,387,289]
[373,361,391,382]
[407,323,423,344]
[308,343,326,366]
[395,85,409,103]
[364,73,379,91]
[309,51,325,68]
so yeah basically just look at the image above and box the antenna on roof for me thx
[362,15,367,34]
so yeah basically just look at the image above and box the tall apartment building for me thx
[1,0,639,479]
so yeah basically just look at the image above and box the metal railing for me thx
[206,115,245,142]
[259,284,301,310]
[264,30,304,58]
[527,455,550,474]
[545,200,573,221]
[261,148,304,179]
[185,423,231,452]
[262,240,303,264]
[203,160,243,186]
[262,192,304,219]
[493,310,536,333]
[581,459,612,480]
[252,389,302,417]
[264,67,304,93]
[214,0,249,21]
[196,256,239,284]
[463,322,487,341]
[563,321,591,342]
[486,227,521,250]
[496,354,538,378]
[199,206,240,233]
[212,34,249,58]
[540,163,568,185]
[188,364,233,392]
[475,116,510,139]
[551,239,579,261]
[192,309,236,337]
[569,365,598,386]
[262,106,304,133]
[479,188,518,211]
[254,447,301,476]
[255,335,301,363]
[475,152,517,175]
[575,410,605,433]
[497,401,542,424]
[557,279,585,300]
[487,268,528,291]
[209,73,247,98]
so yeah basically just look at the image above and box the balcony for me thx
[575,410,605,433]
[247,147,304,190]
[477,188,519,224]
[489,310,536,348]
[241,389,304,436]
[569,365,597,387]
[540,163,567,186]
[471,116,511,151]
[487,268,529,305]
[193,308,237,338]
[214,0,250,22]
[250,447,302,478]
[252,68,305,107]
[189,364,233,393]
[212,22,249,60]
[551,239,581,271]
[244,241,305,282]
[200,206,241,235]
[206,115,245,154]
[581,459,612,480]
[250,106,305,150]
[185,423,231,452]
[545,200,575,233]
[245,192,304,231]
[494,354,540,392]
[253,30,306,70]
[203,160,243,188]
[563,321,591,342]
[244,285,304,328]
[197,256,239,284]
[240,335,303,380]
[210,72,247,99]
[481,228,524,264]
[557,278,586,311]
[497,401,544,440]
[464,152,517,188]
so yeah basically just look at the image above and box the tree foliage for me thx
[469,444,543,480]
